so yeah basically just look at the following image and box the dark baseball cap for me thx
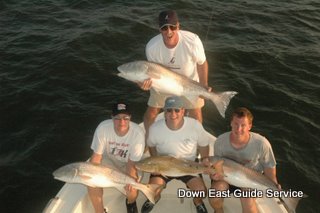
[112,102,131,116]
[159,10,179,28]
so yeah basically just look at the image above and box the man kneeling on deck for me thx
[141,96,212,213]
[87,101,145,213]
[209,107,280,213]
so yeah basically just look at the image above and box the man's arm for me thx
[197,60,209,87]
[127,159,138,180]
[89,152,102,164]
[264,166,281,189]
[264,167,278,185]
[148,146,158,156]
[198,145,209,162]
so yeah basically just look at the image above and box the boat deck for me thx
[44,173,288,213]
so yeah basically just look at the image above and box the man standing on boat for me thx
[141,96,212,213]
[139,10,211,135]
[209,107,280,213]
[87,101,145,213]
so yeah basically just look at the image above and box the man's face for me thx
[164,107,184,128]
[112,113,130,135]
[160,24,179,48]
[230,116,252,137]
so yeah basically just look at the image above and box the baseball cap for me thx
[159,10,179,28]
[164,96,183,109]
[112,102,131,116]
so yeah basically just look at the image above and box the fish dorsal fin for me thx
[78,174,97,188]
[79,174,92,180]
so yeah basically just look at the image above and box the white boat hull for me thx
[44,172,288,213]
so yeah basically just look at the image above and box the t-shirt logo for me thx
[111,148,128,158]
[169,57,175,64]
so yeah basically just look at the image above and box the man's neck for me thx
[230,132,250,149]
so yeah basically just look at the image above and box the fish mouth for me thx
[135,165,151,172]
[135,164,142,170]
[117,66,125,72]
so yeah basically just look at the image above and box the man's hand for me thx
[137,78,152,91]
[125,184,133,195]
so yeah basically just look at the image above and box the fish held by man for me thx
[52,162,158,204]
[209,156,307,213]
[135,156,217,177]
[117,60,237,117]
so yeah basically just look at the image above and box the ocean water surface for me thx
[0,0,319,212]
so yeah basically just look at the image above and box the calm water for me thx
[0,0,319,212]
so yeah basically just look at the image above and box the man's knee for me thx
[187,177,206,192]
[211,180,229,191]
[209,181,229,209]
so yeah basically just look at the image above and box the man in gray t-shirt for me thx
[209,107,280,213]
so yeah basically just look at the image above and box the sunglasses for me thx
[112,115,131,121]
[165,108,181,113]
[160,25,177,31]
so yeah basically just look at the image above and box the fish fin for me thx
[162,174,169,178]
[208,91,238,118]
[213,160,225,177]
[134,183,163,204]
[78,178,96,188]
[78,175,99,188]
[79,174,92,180]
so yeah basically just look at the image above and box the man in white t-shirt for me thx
[209,107,280,213]
[141,96,212,213]
[87,101,145,213]
[139,10,212,136]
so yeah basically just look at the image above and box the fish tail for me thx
[209,91,238,117]
[281,194,307,213]
[135,183,162,204]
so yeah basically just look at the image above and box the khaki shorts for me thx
[147,89,204,109]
